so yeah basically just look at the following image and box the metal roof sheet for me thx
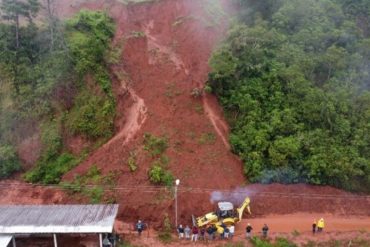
[0,235,12,247]
[0,204,118,234]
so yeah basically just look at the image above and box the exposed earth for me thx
[0,0,369,246]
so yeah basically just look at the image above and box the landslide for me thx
[57,0,370,225]
[59,0,245,225]
[3,0,369,227]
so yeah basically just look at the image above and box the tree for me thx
[1,0,40,49]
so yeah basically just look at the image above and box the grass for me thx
[291,229,300,237]
[164,83,182,98]
[129,31,146,38]
[158,214,173,243]
[194,103,204,114]
[127,151,138,172]
[61,165,118,203]
[198,132,216,145]
[143,133,168,157]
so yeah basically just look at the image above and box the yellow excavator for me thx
[192,197,251,230]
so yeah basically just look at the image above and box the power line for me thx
[0,182,369,200]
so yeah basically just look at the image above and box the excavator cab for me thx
[216,202,236,219]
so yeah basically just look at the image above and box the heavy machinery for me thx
[192,197,251,229]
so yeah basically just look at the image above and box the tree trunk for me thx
[46,0,55,50]
[15,14,19,49]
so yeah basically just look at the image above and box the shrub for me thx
[199,132,216,145]
[61,165,117,203]
[64,89,115,139]
[143,133,168,157]
[127,152,137,172]
[148,165,174,187]
[40,119,62,161]
[24,153,78,184]
[0,144,21,178]
[158,214,172,243]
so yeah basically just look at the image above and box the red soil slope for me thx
[0,0,369,231]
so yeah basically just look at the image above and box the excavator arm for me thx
[236,197,251,222]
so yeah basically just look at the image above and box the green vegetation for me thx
[251,237,297,247]
[127,151,138,172]
[157,214,172,243]
[64,10,116,139]
[25,153,79,184]
[143,133,174,186]
[143,133,169,157]
[0,0,117,182]
[0,145,21,178]
[199,132,216,145]
[62,165,117,203]
[129,31,146,38]
[148,164,174,186]
[209,0,370,192]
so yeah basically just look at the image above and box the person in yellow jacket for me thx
[317,218,325,232]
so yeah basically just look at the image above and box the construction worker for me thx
[177,224,184,239]
[262,224,269,238]
[136,220,144,236]
[312,220,317,234]
[246,223,253,238]
[317,218,325,232]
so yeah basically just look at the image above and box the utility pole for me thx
[175,179,180,228]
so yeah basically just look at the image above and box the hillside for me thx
[0,0,369,236]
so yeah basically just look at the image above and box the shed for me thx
[0,204,119,247]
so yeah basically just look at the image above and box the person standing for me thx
[184,225,191,239]
[136,220,144,236]
[246,223,253,238]
[177,224,184,239]
[200,228,206,241]
[191,225,199,242]
[224,226,229,239]
[229,224,235,239]
[206,225,213,241]
[312,220,317,234]
[317,218,325,232]
[262,224,269,238]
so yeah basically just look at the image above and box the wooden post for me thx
[12,236,16,247]
[99,233,103,247]
[53,234,58,247]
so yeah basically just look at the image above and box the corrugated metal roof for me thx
[0,235,12,247]
[0,204,118,234]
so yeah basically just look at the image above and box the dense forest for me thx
[0,0,116,183]
[209,0,370,192]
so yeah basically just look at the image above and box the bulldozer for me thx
[192,197,251,229]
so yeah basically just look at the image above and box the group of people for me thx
[177,223,235,241]
[135,218,326,240]
[312,218,325,234]
[245,223,269,238]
